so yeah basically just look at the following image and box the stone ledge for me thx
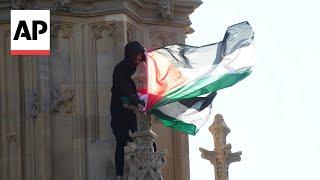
[0,0,202,27]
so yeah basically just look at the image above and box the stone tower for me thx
[0,1,201,180]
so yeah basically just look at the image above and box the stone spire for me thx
[124,111,167,180]
[199,114,242,180]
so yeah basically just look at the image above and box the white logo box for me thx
[11,10,50,55]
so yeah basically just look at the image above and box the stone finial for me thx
[124,110,167,180]
[124,62,167,180]
[199,114,242,180]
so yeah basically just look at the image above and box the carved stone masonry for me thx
[124,111,167,180]
[158,0,175,22]
[50,87,75,113]
[52,0,72,12]
[11,0,34,9]
[7,132,17,143]
[30,92,39,120]
[199,114,242,180]
[11,0,26,9]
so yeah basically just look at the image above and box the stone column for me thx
[125,111,167,180]
[199,114,242,180]
[124,62,167,180]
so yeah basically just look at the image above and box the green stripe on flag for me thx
[152,68,251,109]
[151,109,199,135]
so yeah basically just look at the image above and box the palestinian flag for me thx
[137,21,255,135]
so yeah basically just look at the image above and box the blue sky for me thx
[186,0,320,179]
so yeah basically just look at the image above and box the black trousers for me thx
[111,107,137,176]
[112,122,137,176]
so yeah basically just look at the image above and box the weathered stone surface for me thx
[200,114,242,180]
[0,1,202,180]
[124,111,167,180]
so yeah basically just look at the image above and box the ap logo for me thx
[11,10,50,55]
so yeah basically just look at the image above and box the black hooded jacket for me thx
[110,60,140,108]
[110,41,145,127]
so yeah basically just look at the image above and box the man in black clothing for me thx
[110,41,146,180]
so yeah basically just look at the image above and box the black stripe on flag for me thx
[179,91,217,111]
